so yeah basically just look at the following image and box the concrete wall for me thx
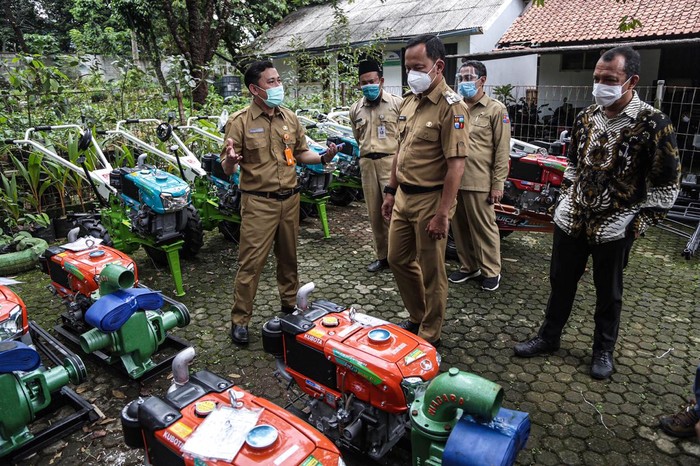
[538,49,662,87]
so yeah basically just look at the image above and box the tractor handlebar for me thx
[34,125,53,131]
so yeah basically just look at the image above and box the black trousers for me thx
[538,226,635,352]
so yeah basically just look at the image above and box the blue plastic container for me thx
[442,407,530,466]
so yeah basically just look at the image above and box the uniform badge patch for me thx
[454,115,465,129]
[502,113,510,124]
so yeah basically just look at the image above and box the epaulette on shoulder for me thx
[229,107,248,122]
[443,90,463,105]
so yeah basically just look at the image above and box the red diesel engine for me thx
[262,288,440,461]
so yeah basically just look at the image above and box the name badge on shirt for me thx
[378,125,387,139]
[249,127,264,134]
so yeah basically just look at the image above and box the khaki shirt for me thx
[349,91,402,156]
[396,77,470,187]
[460,94,511,192]
[223,100,309,192]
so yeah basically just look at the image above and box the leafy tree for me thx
[159,0,233,106]
[69,0,131,56]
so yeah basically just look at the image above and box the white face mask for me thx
[682,115,691,123]
[592,76,632,107]
[407,62,438,94]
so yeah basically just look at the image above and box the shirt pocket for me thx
[382,117,399,140]
[355,118,368,138]
[416,126,440,142]
[243,136,268,164]
[398,119,408,143]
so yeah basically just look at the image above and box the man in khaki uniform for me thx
[381,35,469,346]
[221,60,338,345]
[449,60,510,291]
[349,59,402,272]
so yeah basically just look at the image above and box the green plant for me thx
[493,84,516,106]
[0,173,22,231]
[11,151,52,213]
[24,212,51,229]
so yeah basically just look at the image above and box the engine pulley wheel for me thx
[156,122,172,142]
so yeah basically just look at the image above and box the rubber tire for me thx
[180,205,204,258]
[75,217,113,246]
[329,188,358,207]
[299,202,317,220]
[218,220,241,243]
[144,246,168,266]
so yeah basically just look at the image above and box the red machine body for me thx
[497,150,568,234]
[40,243,137,304]
[262,299,440,460]
[285,310,439,415]
[152,389,341,465]
[0,285,29,342]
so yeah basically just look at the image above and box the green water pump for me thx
[78,264,190,379]
[410,367,504,466]
[0,355,86,456]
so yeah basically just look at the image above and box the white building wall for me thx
[469,0,537,87]
[538,49,662,87]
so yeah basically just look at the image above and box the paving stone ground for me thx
[13,201,700,465]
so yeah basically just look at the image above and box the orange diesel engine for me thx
[40,241,137,313]
[262,284,440,461]
[0,285,30,344]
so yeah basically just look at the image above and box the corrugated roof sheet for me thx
[498,0,700,47]
[254,0,511,55]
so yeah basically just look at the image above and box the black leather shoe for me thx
[513,336,560,357]
[428,338,441,348]
[281,305,296,314]
[591,351,614,379]
[367,258,389,272]
[396,320,420,335]
[231,325,249,345]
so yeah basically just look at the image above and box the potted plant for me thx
[24,212,56,242]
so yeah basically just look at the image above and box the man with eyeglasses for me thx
[349,59,402,272]
[448,60,510,292]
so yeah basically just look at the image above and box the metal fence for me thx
[380,83,700,173]
[482,83,700,174]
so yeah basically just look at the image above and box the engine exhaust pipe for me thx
[296,282,315,310]
[275,357,293,383]
[67,227,80,243]
[137,153,148,168]
[168,347,196,394]
[343,417,364,441]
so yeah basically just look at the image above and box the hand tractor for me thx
[177,115,337,239]
[121,347,346,465]
[262,283,530,465]
[39,230,191,380]
[297,111,363,207]
[5,125,201,296]
[0,283,97,464]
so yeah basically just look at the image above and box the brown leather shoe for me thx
[659,403,700,437]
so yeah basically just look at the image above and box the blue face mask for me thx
[260,85,284,107]
[361,83,381,101]
[458,81,478,99]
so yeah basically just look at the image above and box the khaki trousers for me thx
[359,156,393,260]
[452,190,501,278]
[231,193,300,326]
[388,189,455,342]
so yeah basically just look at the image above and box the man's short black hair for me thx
[600,46,641,78]
[406,34,445,62]
[244,60,274,89]
[460,60,487,78]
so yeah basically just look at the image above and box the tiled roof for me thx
[254,0,510,55]
[498,0,700,47]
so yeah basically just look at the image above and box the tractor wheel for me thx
[143,246,168,266]
[329,188,358,207]
[75,217,113,246]
[180,205,204,259]
[218,220,241,243]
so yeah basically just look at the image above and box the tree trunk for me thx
[191,67,209,107]
[4,1,29,53]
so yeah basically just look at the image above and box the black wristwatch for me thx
[383,185,397,196]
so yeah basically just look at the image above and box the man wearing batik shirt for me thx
[514,46,680,380]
